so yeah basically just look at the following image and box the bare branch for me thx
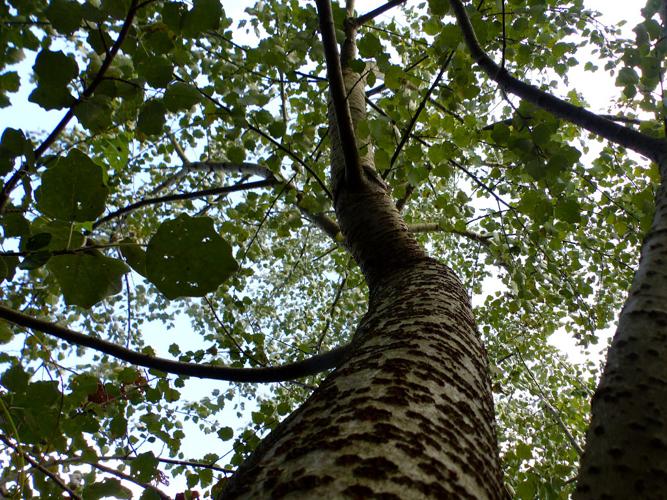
[93,179,277,229]
[448,0,667,161]
[0,305,351,383]
[353,0,407,27]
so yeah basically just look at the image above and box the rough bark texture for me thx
[219,23,504,498]
[220,260,504,499]
[575,155,667,497]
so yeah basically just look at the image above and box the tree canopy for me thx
[0,0,662,497]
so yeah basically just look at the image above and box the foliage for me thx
[0,0,657,497]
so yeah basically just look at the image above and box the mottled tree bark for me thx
[575,154,667,498]
[219,18,505,498]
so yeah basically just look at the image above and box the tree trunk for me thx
[575,155,667,497]
[219,29,505,495]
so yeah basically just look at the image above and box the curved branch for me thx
[93,179,277,229]
[0,0,139,213]
[0,305,352,383]
[448,0,667,161]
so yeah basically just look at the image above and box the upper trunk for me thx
[219,13,504,498]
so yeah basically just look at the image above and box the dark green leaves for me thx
[36,149,109,222]
[146,215,238,299]
[163,82,200,111]
[82,479,132,500]
[44,0,83,34]
[137,100,167,136]
[29,49,78,110]
[47,252,129,308]
[182,0,222,37]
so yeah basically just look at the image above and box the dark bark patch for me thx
[272,474,334,497]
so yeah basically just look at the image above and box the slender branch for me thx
[481,114,643,131]
[316,0,363,188]
[0,435,81,500]
[387,59,450,174]
[0,305,352,383]
[48,454,234,474]
[448,0,667,161]
[89,462,169,500]
[0,0,139,213]
[93,179,277,229]
[353,0,407,27]
[187,161,277,179]
[408,222,492,244]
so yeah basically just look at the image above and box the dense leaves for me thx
[0,0,656,497]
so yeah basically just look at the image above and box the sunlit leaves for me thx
[47,252,129,308]
[146,215,238,299]
[36,149,109,222]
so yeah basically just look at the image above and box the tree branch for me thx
[93,179,277,229]
[387,57,450,176]
[0,435,81,500]
[352,0,407,27]
[448,0,667,161]
[0,0,139,213]
[315,0,364,188]
[89,462,169,500]
[0,305,351,383]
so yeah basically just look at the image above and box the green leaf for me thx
[163,82,200,111]
[74,96,113,132]
[44,0,83,33]
[137,100,167,136]
[0,322,13,344]
[555,197,582,224]
[120,238,148,276]
[0,255,18,283]
[146,215,238,299]
[83,478,133,500]
[217,426,234,441]
[36,149,109,222]
[28,50,78,109]
[137,56,173,88]
[1,212,30,237]
[358,33,383,58]
[1,364,30,392]
[47,252,129,308]
[182,0,222,37]
[131,452,159,482]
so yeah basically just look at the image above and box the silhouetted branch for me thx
[0,305,351,383]
[93,179,276,228]
[353,0,407,27]
[89,462,169,500]
[316,0,363,188]
[448,0,667,161]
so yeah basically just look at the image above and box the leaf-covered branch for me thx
[448,0,667,161]
[0,0,139,213]
[0,305,351,383]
